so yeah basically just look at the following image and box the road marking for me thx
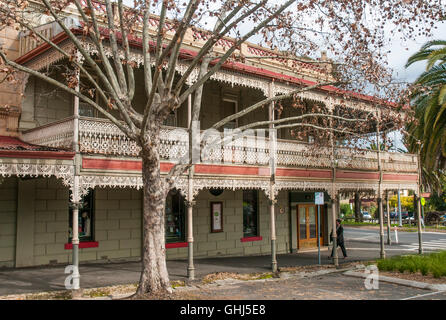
[346,248,418,251]
[401,239,446,251]
[401,290,446,300]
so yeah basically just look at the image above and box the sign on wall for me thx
[210,201,223,233]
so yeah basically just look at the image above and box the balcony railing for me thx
[21,116,418,173]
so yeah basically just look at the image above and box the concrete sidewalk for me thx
[0,250,355,296]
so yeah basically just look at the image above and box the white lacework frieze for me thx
[78,175,189,198]
[0,163,74,187]
[22,117,74,150]
[24,40,76,71]
[193,178,271,199]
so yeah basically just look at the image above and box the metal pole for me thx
[331,199,338,267]
[378,197,385,258]
[398,189,402,227]
[317,204,321,265]
[415,195,423,254]
[416,147,423,254]
[386,191,391,245]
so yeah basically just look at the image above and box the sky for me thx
[121,0,446,151]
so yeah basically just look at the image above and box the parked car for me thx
[384,211,398,219]
[401,211,415,223]
[362,211,372,220]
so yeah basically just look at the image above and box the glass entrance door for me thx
[297,204,324,248]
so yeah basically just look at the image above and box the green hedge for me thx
[377,251,446,278]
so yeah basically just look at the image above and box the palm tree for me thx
[405,40,446,191]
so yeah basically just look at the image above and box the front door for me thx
[297,204,324,249]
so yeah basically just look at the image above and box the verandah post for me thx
[187,93,195,280]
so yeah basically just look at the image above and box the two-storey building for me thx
[0,1,419,272]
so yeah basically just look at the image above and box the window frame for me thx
[242,189,259,238]
[68,189,95,243]
[165,189,186,244]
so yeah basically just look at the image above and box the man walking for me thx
[330,219,348,259]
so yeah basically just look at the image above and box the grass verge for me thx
[377,251,446,278]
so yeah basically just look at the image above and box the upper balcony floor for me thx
[20,115,418,174]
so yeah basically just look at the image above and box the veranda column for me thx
[187,93,195,279]
[376,110,385,259]
[328,102,338,267]
[71,67,81,290]
[71,175,80,290]
[186,164,195,280]
[386,191,392,245]
[269,185,277,273]
[268,82,278,272]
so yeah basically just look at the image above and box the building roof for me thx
[15,27,400,110]
[0,136,75,159]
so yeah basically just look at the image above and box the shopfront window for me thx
[243,190,258,237]
[165,189,186,243]
[69,189,94,242]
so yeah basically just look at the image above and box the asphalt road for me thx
[344,227,446,254]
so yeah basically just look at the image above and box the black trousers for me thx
[330,241,347,258]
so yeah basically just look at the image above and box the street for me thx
[343,227,446,254]
[0,227,445,299]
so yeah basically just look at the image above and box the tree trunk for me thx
[135,136,171,297]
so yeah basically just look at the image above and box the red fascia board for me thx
[336,171,379,180]
[194,164,270,176]
[382,174,418,182]
[64,241,99,249]
[276,168,332,178]
[15,28,394,107]
[83,157,142,171]
[0,150,75,160]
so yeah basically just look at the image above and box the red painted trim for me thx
[83,158,142,171]
[336,171,380,180]
[194,164,270,176]
[166,242,188,249]
[276,168,331,178]
[240,236,263,242]
[382,174,418,181]
[15,31,71,65]
[0,150,75,160]
[64,241,99,250]
[160,162,175,172]
[82,158,272,176]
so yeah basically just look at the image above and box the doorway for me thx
[297,204,324,249]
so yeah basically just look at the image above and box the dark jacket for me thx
[330,225,344,244]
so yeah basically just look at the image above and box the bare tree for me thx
[0,0,443,297]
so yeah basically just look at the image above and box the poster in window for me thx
[210,202,223,233]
